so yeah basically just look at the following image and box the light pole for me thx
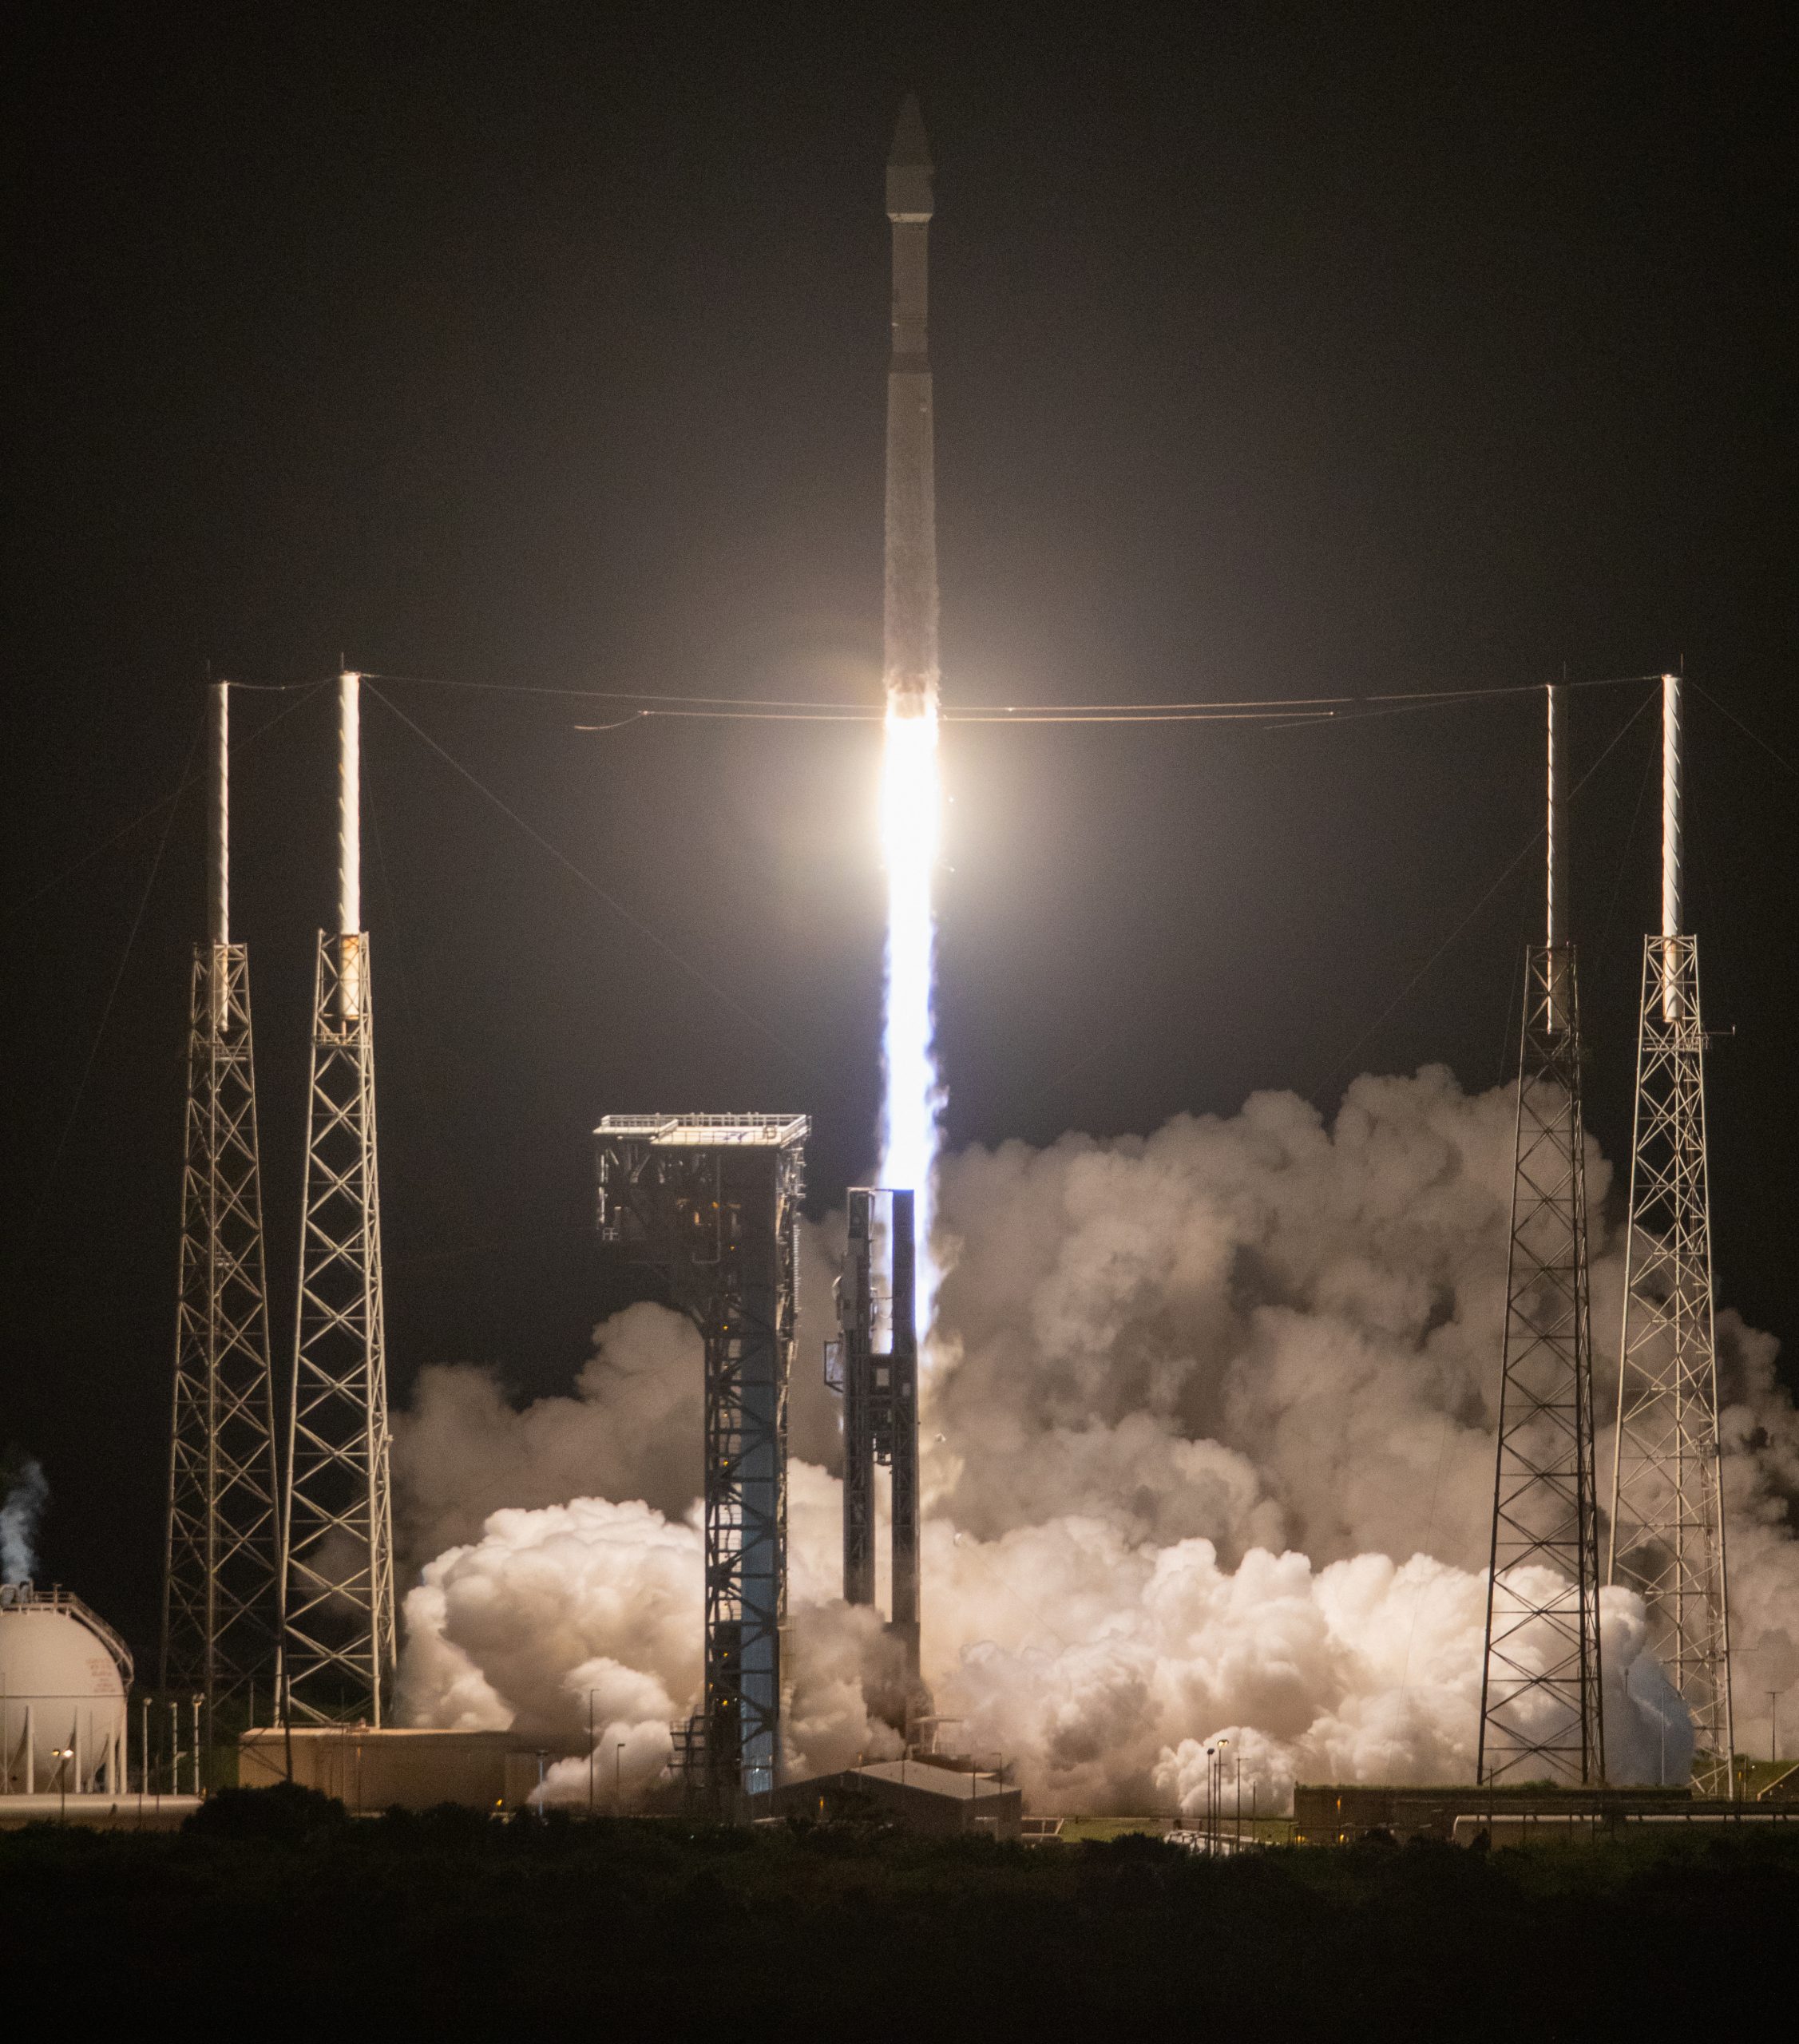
[616,1741,624,1810]
[1771,1689,1781,1767]
[1215,1740,1230,1856]
[1203,1747,1214,1856]
[53,1746,73,1824]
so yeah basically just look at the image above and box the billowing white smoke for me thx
[0,1460,48,1583]
[396,1068,1799,1810]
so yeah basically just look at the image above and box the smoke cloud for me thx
[0,1459,48,1583]
[396,1068,1799,1809]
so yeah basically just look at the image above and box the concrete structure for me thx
[239,1726,583,1813]
[0,1583,132,1795]
[776,1761,1020,1840]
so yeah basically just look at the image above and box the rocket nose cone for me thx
[889,92,931,168]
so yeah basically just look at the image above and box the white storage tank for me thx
[0,1582,132,1794]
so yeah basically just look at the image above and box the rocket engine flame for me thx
[878,698,945,1336]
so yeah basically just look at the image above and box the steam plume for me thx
[0,1458,48,1583]
[397,1068,1799,1808]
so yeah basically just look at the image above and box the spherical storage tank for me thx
[0,1583,132,1794]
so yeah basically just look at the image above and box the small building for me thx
[775,1760,1021,1840]
[239,1727,583,1813]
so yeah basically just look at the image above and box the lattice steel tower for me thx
[1609,674,1733,1788]
[1478,683,1606,1786]
[280,674,396,1724]
[596,1115,808,1807]
[162,680,282,1709]
[829,1188,924,1709]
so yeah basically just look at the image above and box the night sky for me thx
[4,5,1794,1659]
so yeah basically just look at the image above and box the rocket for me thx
[885,93,938,715]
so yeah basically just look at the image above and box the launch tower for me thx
[1609,675,1733,1788]
[1477,683,1606,1786]
[162,680,282,1708]
[280,674,396,1724]
[828,1188,923,1699]
[595,1114,809,1806]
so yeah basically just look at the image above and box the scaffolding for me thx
[596,1115,808,1806]
[1609,675,1732,1789]
[162,681,281,1706]
[1478,685,1605,1786]
[280,675,395,1725]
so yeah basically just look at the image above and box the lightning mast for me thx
[162,680,282,1709]
[280,672,396,1724]
[1609,674,1733,1788]
[1477,683,1606,1786]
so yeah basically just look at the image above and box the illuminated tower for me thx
[1609,675,1733,1789]
[162,679,282,1709]
[1478,683,1606,1786]
[595,1115,809,1808]
[280,673,396,1724]
[830,1188,923,1705]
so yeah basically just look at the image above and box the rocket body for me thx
[885,96,937,714]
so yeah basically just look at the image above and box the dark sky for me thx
[4,3,1794,1658]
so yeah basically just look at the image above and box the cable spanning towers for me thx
[830,1188,924,1715]
[1609,675,1733,1788]
[596,1115,809,1807]
[162,681,282,1707]
[1478,683,1606,1787]
[280,673,396,1725]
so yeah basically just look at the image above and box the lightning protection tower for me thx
[162,680,282,1710]
[1478,683,1606,1787]
[595,1115,808,1809]
[280,673,396,1725]
[826,1188,925,1717]
[1609,674,1733,1789]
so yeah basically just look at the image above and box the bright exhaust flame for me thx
[878,697,945,1337]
